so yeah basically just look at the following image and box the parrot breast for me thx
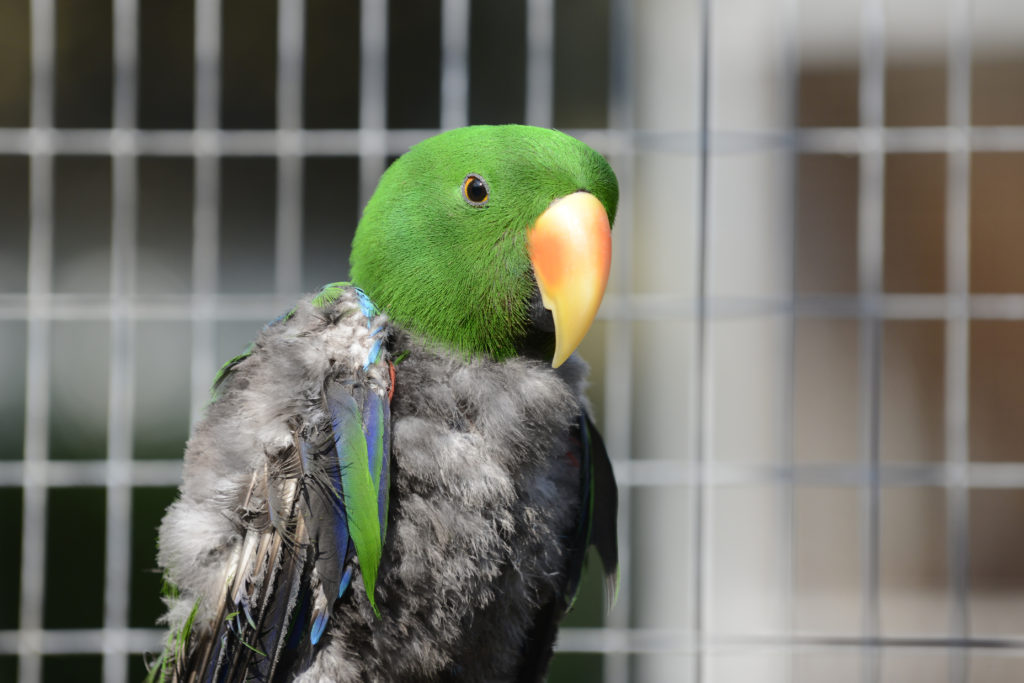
[157,286,591,682]
[301,329,589,681]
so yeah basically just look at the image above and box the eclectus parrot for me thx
[150,125,619,682]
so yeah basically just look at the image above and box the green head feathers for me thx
[349,125,618,361]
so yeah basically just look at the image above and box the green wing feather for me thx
[325,383,385,616]
[210,343,254,398]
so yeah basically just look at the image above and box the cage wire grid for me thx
[2,0,1024,682]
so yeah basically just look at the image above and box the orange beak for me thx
[527,191,612,368]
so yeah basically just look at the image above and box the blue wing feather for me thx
[298,436,351,605]
[353,286,378,323]
[362,388,386,533]
[309,611,329,646]
[379,388,391,539]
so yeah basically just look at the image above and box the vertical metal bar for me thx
[276,0,304,297]
[19,0,55,681]
[440,0,469,130]
[945,0,972,680]
[190,0,222,425]
[104,1,139,681]
[358,0,388,211]
[524,0,554,128]
[858,0,885,680]
[779,0,802,677]
[604,0,634,678]
[194,0,221,147]
[693,0,713,679]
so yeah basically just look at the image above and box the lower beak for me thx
[527,192,612,368]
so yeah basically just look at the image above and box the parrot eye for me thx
[462,174,490,206]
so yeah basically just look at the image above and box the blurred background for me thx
[2,0,1024,681]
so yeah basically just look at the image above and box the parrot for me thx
[148,124,619,683]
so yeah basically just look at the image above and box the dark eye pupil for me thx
[466,177,488,203]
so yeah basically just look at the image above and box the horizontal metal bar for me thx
[2,626,1022,658]
[3,458,1024,491]
[794,125,1024,155]
[0,460,183,488]
[0,127,573,157]
[0,628,166,655]
[555,628,1024,655]
[620,460,1024,489]
[603,293,1024,321]
[3,125,1024,159]
[0,128,425,157]
[0,293,298,321]
[606,292,1024,321]
[8,292,1024,323]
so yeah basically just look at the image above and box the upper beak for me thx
[527,191,612,368]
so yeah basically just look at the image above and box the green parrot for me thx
[151,125,619,682]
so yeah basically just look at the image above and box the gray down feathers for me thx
[157,287,592,681]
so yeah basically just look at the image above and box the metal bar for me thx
[796,125,1024,154]
[275,0,305,296]
[8,458,1024,492]
[555,629,1024,655]
[604,0,636,678]
[190,0,222,425]
[0,629,167,656]
[524,0,554,127]
[16,291,1024,323]
[692,0,714,679]
[0,460,184,488]
[779,0,802,679]
[440,0,469,129]
[858,1,886,679]
[103,1,140,681]
[615,460,1024,490]
[945,3,972,681]
[4,626,1024,658]
[6,125,1024,158]
[358,0,388,210]
[18,0,56,680]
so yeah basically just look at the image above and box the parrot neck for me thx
[366,282,558,366]
[515,284,558,363]
[515,327,558,364]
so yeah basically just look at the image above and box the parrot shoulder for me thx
[154,283,393,681]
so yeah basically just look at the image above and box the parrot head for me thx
[349,125,618,367]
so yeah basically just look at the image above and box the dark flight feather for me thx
[583,414,620,605]
[560,412,619,610]
[516,411,620,682]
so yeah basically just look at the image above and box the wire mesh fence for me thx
[2,0,1024,681]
